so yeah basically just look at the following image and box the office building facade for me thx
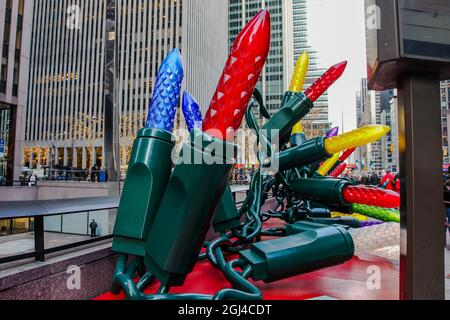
[292,0,329,135]
[23,0,228,172]
[228,0,294,115]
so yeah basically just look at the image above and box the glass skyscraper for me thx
[228,0,294,116]
[292,0,330,136]
[23,0,228,171]
[0,0,32,181]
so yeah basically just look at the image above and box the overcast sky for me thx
[307,0,368,131]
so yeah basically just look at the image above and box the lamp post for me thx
[366,0,450,299]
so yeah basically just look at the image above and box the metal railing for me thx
[0,210,115,265]
[0,180,38,187]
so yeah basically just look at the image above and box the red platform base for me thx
[96,255,399,300]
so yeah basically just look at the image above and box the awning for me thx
[0,197,120,219]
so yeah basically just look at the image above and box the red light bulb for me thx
[202,10,271,141]
[342,185,400,209]
[330,163,347,178]
[339,148,356,162]
[305,61,347,102]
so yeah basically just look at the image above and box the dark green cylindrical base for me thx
[240,223,354,283]
[262,92,314,141]
[112,128,174,257]
[144,130,237,287]
[290,177,350,206]
[278,137,330,171]
[213,187,241,233]
[308,208,332,218]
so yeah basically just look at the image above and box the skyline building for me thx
[23,0,228,172]
[292,0,329,136]
[228,0,294,115]
[355,78,383,172]
[0,0,33,181]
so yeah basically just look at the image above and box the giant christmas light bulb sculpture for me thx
[279,125,390,171]
[305,61,347,103]
[109,8,399,300]
[182,92,203,132]
[352,204,400,223]
[290,176,400,209]
[146,48,184,132]
[328,148,356,177]
[330,163,347,178]
[264,61,347,141]
[325,126,390,155]
[203,10,271,141]
[340,148,356,162]
[326,127,340,138]
[289,53,309,147]
[317,153,340,177]
[290,52,309,92]
[315,127,340,175]
[343,186,400,209]
[112,49,184,257]
[144,10,271,288]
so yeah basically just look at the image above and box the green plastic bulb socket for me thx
[144,130,237,287]
[240,223,354,283]
[112,128,175,256]
[213,186,242,233]
[290,177,350,206]
[278,137,331,172]
[262,92,314,142]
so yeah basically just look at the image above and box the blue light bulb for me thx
[146,48,184,132]
[182,92,203,132]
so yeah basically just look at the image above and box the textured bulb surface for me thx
[343,185,400,209]
[202,10,271,141]
[146,48,184,132]
[305,61,347,102]
[291,122,304,135]
[340,148,356,162]
[325,126,390,155]
[352,204,400,223]
[289,52,309,92]
[326,126,339,138]
[182,92,203,132]
[330,163,347,178]
[317,153,340,176]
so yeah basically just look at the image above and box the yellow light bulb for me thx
[331,212,369,222]
[289,52,309,137]
[289,51,309,93]
[317,153,340,176]
[291,121,304,135]
[324,125,390,155]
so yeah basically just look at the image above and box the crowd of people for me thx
[343,170,401,194]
